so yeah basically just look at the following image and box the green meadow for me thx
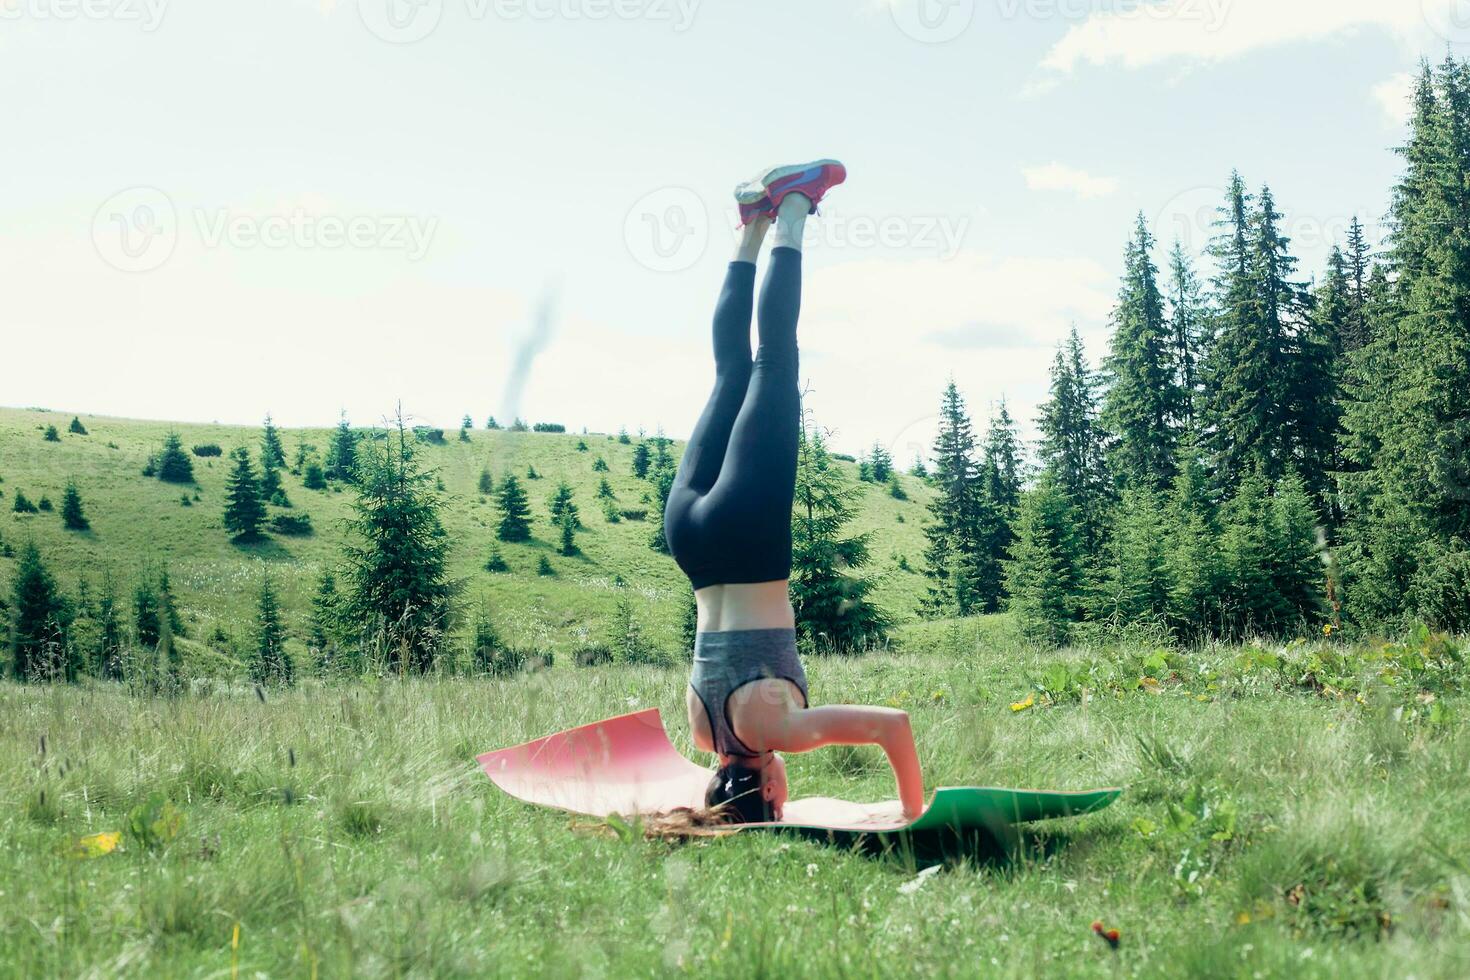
[3,408,1469,977]
[3,624,1469,978]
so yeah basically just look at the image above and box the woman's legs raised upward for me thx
[670,216,770,496]
[693,193,810,581]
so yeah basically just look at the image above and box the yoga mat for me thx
[476,708,1121,835]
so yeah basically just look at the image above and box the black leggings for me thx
[664,247,802,590]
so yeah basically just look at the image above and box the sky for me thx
[0,0,1460,463]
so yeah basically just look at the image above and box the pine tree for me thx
[1297,248,1349,518]
[631,442,651,479]
[1004,476,1084,647]
[68,416,88,435]
[342,413,455,672]
[309,571,341,671]
[1103,487,1171,626]
[1270,469,1325,628]
[133,577,161,650]
[790,427,889,651]
[223,447,267,542]
[1165,240,1210,433]
[596,476,616,499]
[157,568,183,638]
[327,412,358,483]
[592,456,609,473]
[260,414,287,472]
[919,381,984,616]
[648,463,677,553]
[867,442,894,483]
[253,575,293,686]
[1038,328,1112,560]
[259,452,287,507]
[304,462,327,490]
[548,481,581,556]
[1201,178,1308,493]
[486,416,501,431]
[495,474,533,542]
[1220,469,1280,637]
[460,415,474,442]
[9,542,69,681]
[61,482,89,531]
[43,425,60,442]
[96,571,123,680]
[478,467,494,495]
[155,431,195,484]
[1343,216,1374,352]
[1103,213,1180,491]
[1163,446,1226,639]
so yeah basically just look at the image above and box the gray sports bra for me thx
[689,628,809,758]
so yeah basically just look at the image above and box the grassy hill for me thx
[0,406,934,668]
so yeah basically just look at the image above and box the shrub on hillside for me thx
[620,508,647,521]
[43,425,60,442]
[68,417,88,435]
[574,644,613,667]
[12,491,38,514]
[413,427,446,444]
[192,444,222,457]
[532,422,566,433]
[37,496,53,512]
[269,513,313,536]
[303,463,327,490]
[536,555,555,576]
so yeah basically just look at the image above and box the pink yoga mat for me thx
[476,708,1121,834]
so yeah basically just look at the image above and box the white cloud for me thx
[1372,71,1416,127]
[1021,162,1119,199]
[1038,0,1440,76]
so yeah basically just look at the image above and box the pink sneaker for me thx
[737,195,774,227]
[736,159,847,217]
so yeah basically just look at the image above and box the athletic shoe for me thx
[737,195,774,228]
[735,159,847,216]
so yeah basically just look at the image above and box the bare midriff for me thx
[694,580,794,632]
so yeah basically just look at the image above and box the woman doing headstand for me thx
[663,160,925,824]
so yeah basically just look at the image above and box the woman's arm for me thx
[767,705,926,818]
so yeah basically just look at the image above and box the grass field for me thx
[4,619,1469,978]
[0,406,933,667]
